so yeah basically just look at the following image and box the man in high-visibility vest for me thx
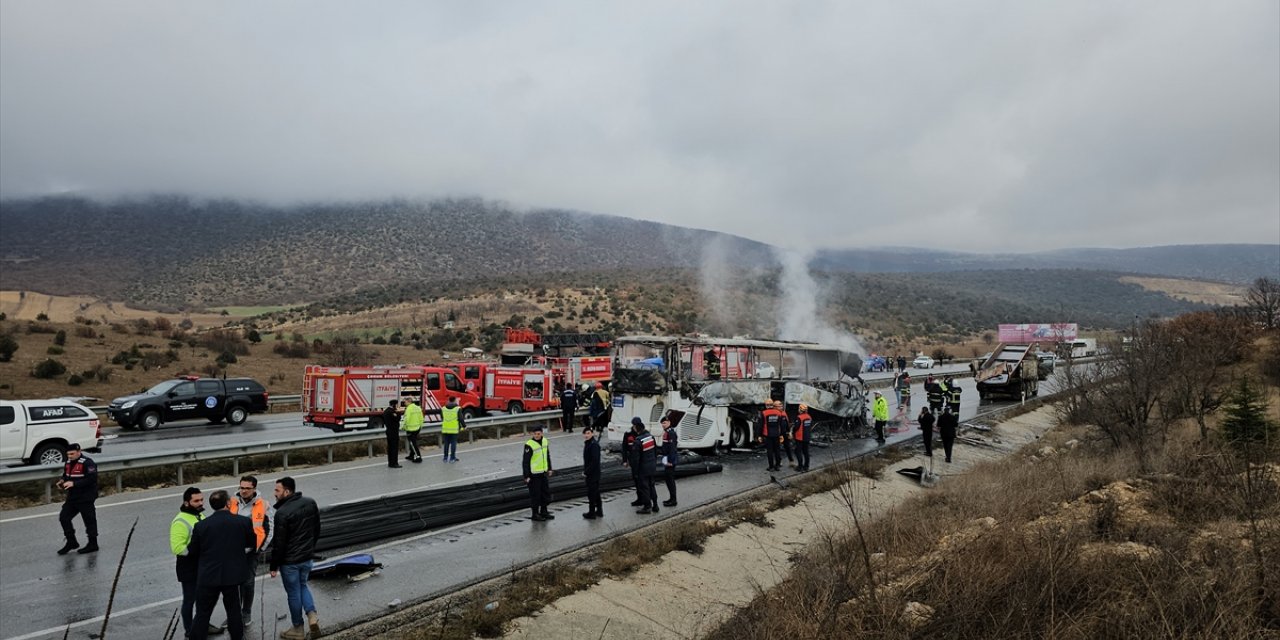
[440,398,466,463]
[171,486,205,639]
[872,391,889,445]
[231,475,274,629]
[522,426,555,521]
[403,397,425,463]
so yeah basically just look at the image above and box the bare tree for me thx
[1245,277,1280,330]
[322,334,375,367]
[1160,311,1256,440]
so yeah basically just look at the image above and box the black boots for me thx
[78,538,99,554]
[57,537,80,555]
[662,499,677,507]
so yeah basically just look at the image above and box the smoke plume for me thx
[774,247,866,355]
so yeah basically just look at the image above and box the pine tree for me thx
[1220,377,1277,450]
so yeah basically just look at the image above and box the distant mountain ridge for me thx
[0,195,1273,308]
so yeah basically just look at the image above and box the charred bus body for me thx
[606,336,867,451]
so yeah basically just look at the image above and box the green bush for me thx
[0,333,17,362]
[54,329,66,346]
[32,358,67,379]
[67,374,84,386]
[46,345,64,355]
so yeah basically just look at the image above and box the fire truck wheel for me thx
[226,406,249,426]
[461,408,476,422]
[507,402,524,415]
[366,417,383,431]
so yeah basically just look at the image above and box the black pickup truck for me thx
[107,376,269,430]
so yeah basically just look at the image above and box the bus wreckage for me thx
[606,335,868,450]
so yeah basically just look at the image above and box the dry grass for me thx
[705,420,1280,640]
[1119,276,1247,306]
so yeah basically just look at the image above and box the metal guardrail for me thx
[84,394,303,414]
[1,409,582,503]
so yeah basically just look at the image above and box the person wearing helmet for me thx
[793,404,812,472]
[759,400,788,472]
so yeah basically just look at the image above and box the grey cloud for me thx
[1,1,1275,251]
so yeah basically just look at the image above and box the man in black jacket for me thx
[383,400,402,468]
[938,406,959,463]
[270,477,322,640]
[660,415,679,507]
[917,406,936,457]
[560,383,577,433]
[56,443,99,555]
[621,425,644,506]
[581,427,603,519]
[188,489,256,640]
[629,418,660,514]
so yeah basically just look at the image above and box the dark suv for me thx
[108,376,269,430]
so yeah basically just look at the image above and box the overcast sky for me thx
[2,1,1277,252]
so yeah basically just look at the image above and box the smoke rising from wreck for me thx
[774,248,866,355]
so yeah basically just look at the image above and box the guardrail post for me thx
[496,427,502,439]
[469,429,475,444]
[368,442,374,458]
[283,452,289,470]
[233,458,240,477]
[115,473,123,493]
[177,465,184,485]
[44,480,52,504]
[327,446,334,465]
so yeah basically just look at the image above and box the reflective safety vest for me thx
[441,406,461,434]
[948,386,962,404]
[170,510,201,556]
[526,438,550,474]
[899,379,912,397]
[230,495,270,550]
[403,403,424,432]
[794,413,812,442]
[927,384,944,403]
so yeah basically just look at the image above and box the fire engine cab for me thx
[303,365,481,431]
[448,363,561,414]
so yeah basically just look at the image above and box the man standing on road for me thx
[188,489,255,640]
[925,376,945,415]
[523,426,555,521]
[270,477,322,640]
[631,418,659,514]
[588,382,610,431]
[559,383,577,433]
[621,421,644,507]
[896,354,907,373]
[440,397,465,463]
[171,487,206,639]
[917,406,936,457]
[898,372,912,408]
[383,400,402,468]
[403,397,425,463]
[944,376,962,415]
[759,400,787,472]
[660,415,678,507]
[872,391,889,445]
[938,406,958,463]
[56,443,99,555]
[582,427,603,519]
[230,476,274,629]
[793,404,812,472]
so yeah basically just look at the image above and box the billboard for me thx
[998,323,1078,344]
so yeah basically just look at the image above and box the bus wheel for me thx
[728,417,751,448]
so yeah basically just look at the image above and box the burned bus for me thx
[606,335,867,450]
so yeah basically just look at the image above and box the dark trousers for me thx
[874,421,887,443]
[765,436,781,469]
[901,393,911,407]
[663,466,677,502]
[922,425,934,456]
[929,402,943,414]
[796,439,810,469]
[948,402,960,416]
[585,476,602,514]
[782,436,794,462]
[636,473,657,508]
[180,580,197,635]
[631,470,644,503]
[405,430,422,460]
[561,410,575,432]
[59,499,97,540]
[191,584,243,640]
[940,427,956,462]
[442,433,458,460]
[591,413,608,431]
[527,473,550,515]
[385,432,399,466]
[239,555,258,619]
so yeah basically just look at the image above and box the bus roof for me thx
[615,335,848,352]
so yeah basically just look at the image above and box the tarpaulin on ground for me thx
[314,453,722,552]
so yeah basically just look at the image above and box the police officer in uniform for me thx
[57,443,99,555]
[522,426,555,521]
[582,427,603,519]
[559,383,578,433]
[383,400,402,468]
[630,418,660,514]
[660,415,678,507]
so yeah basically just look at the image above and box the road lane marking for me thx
[0,433,576,523]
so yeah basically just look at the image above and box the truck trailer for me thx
[975,343,1041,402]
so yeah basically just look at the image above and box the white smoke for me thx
[774,247,866,355]
[698,235,735,332]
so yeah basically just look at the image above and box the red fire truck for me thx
[302,365,482,431]
[498,327,614,386]
[448,363,562,414]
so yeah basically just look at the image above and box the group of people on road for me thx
[558,381,611,433]
[381,396,467,468]
[870,373,963,462]
[170,476,321,640]
[757,400,813,473]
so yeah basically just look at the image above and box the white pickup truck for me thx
[0,399,104,466]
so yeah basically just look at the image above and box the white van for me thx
[0,399,104,466]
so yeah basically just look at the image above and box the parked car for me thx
[912,355,935,369]
[754,362,777,379]
[864,355,889,372]
[108,375,269,430]
[0,398,104,466]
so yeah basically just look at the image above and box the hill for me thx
[0,195,1273,309]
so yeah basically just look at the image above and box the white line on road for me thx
[0,433,575,524]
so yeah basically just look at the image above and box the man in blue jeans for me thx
[270,477,321,640]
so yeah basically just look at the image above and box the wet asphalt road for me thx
[0,368,1022,640]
